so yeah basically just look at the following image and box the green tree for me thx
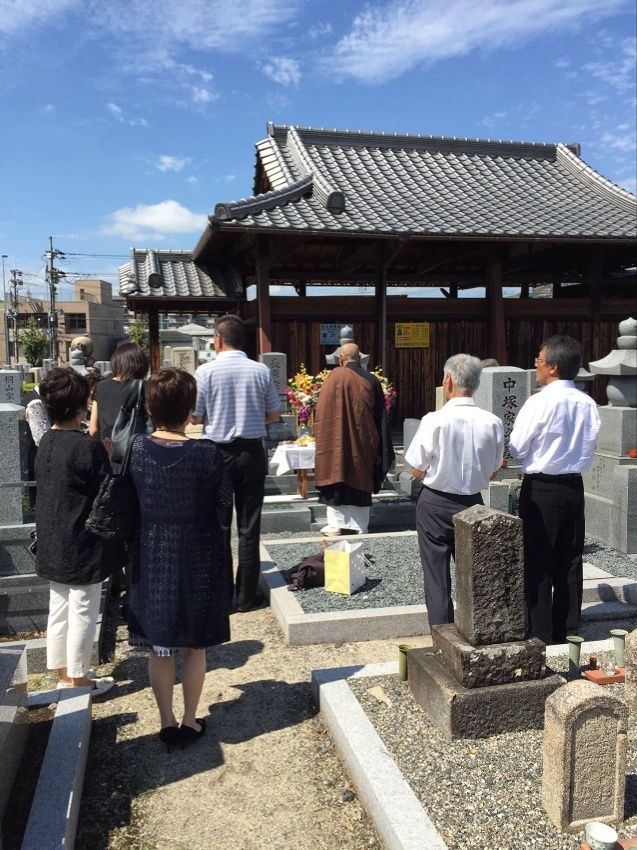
[18,316,49,366]
[128,316,150,358]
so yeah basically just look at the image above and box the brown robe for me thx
[314,365,380,495]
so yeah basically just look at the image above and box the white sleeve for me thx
[509,397,540,459]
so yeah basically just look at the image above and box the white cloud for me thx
[322,0,629,83]
[480,111,507,129]
[156,155,191,173]
[599,132,636,152]
[0,0,79,35]
[583,37,636,92]
[101,200,208,240]
[186,176,197,184]
[191,86,218,103]
[106,102,124,121]
[262,56,301,86]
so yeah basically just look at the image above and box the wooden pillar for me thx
[256,235,272,354]
[487,260,508,366]
[375,242,387,374]
[590,246,603,359]
[148,309,160,373]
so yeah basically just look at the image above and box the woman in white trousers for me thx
[35,368,127,695]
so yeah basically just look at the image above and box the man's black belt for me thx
[525,472,582,481]
[224,437,262,445]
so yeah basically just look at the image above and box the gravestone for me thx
[93,361,110,375]
[585,318,637,553]
[408,505,563,739]
[30,367,42,384]
[624,628,637,710]
[542,680,627,832]
[0,404,25,525]
[472,366,531,462]
[41,359,56,376]
[259,352,287,395]
[454,506,526,645]
[0,369,21,404]
[170,347,196,374]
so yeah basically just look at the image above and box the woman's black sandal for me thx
[159,726,180,753]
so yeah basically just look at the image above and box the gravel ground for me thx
[269,534,637,615]
[349,650,637,850]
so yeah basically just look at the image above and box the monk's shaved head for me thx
[339,343,360,363]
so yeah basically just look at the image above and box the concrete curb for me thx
[312,639,618,850]
[22,687,92,850]
[312,662,447,850]
[260,533,430,646]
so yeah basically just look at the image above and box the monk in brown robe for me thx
[314,344,394,535]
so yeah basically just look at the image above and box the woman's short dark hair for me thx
[216,315,245,350]
[541,335,582,381]
[39,368,90,424]
[110,343,148,380]
[144,368,197,430]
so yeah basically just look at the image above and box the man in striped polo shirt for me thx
[192,315,280,612]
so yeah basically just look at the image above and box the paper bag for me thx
[324,539,367,595]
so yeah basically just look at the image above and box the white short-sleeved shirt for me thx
[404,397,504,495]
[509,380,600,474]
[194,350,280,443]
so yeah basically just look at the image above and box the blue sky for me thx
[0,0,635,301]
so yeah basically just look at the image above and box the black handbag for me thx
[85,380,148,541]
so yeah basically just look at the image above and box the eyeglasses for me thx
[534,358,547,365]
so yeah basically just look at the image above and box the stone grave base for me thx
[432,622,545,688]
[408,647,565,740]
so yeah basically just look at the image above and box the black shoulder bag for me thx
[85,380,148,541]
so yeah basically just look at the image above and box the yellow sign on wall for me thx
[395,322,430,348]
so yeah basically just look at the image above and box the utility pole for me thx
[8,266,23,364]
[1,254,8,366]
[46,237,66,363]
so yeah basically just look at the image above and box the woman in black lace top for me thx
[127,368,233,751]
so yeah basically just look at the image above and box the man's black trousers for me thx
[216,439,266,610]
[415,485,483,628]
[519,474,584,645]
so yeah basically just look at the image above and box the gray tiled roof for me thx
[204,124,636,241]
[119,249,241,299]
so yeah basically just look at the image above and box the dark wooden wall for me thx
[265,297,629,421]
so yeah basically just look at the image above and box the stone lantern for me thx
[325,325,370,369]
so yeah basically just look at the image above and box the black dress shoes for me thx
[237,590,265,613]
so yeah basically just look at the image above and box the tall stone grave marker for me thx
[0,370,21,405]
[542,680,627,832]
[0,404,24,525]
[259,352,287,397]
[472,366,532,463]
[41,359,56,376]
[408,505,564,739]
[170,347,196,374]
[586,317,637,553]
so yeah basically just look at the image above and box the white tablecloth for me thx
[270,444,316,475]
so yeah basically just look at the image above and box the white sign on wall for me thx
[320,324,347,346]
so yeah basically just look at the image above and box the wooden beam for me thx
[487,260,508,365]
[375,242,388,374]
[256,235,272,354]
[148,309,160,373]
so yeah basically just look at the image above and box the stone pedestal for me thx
[432,623,545,688]
[409,648,563,739]
[170,347,196,374]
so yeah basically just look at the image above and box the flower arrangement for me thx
[285,365,329,422]
[373,366,398,412]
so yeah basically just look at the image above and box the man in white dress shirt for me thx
[405,354,504,627]
[509,335,600,645]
